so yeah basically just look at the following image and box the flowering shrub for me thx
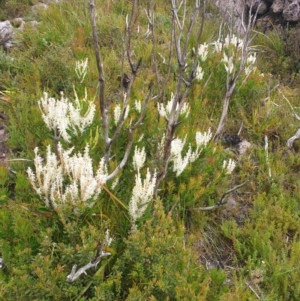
[0,1,250,300]
[38,89,95,142]
[169,128,213,177]
[129,146,157,226]
[27,143,108,209]
[157,92,190,119]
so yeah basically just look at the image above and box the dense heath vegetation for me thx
[2,0,300,300]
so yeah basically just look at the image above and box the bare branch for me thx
[279,89,300,121]
[237,122,243,136]
[171,0,183,31]
[66,243,111,283]
[106,88,152,181]
[105,131,134,181]
[287,128,300,149]
[89,0,110,161]
[246,282,262,300]
[145,3,163,96]
[155,1,203,192]
[192,181,248,211]
[90,0,146,178]
[214,3,259,140]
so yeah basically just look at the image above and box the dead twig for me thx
[155,0,203,193]
[89,0,146,179]
[214,3,260,140]
[66,242,111,283]
[89,0,109,161]
[279,89,300,122]
[287,128,300,149]
[192,181,248,211]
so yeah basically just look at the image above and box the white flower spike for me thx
[38,90,95,142]
[27,143,108,209]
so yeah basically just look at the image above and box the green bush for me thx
[93,200,228,301]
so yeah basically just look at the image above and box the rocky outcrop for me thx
[246,0,269,15]
[0,21,13,51]
[213,0,249,33]
[214,0,300,31]
[247,0,300,22]
[283,0,300,21]
[0,1,60,51]
[271,0,285,12]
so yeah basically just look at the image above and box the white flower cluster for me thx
[211,34,243,54]
[210,34,256,76]
[192,43,208,81]
[194,42,209,61]
[113,104,130,125]
[104,229,113,247]
[157,93,190,119]
[27,143,108,209]
[129,146,156,226]
[222,158,236,174]
[195,128,212,147]
[38,90,95,142]
[195,65,204,81]
[224,34,244,49]
[218,34,243,74]
[134,99,142,113]
[75,58,88,83]
[170,128,212,176]
[222,53,234,74]
[212,39,223,53]
[132,146,146,171]
[244,53,257,76]
[114,105,121,125]
[171,136,196,176]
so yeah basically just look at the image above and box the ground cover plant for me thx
[1,0,300,300]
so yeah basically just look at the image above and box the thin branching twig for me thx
[66,242,111,283]
[214,3,260,140]
[192,181,248,211]
[155,0,203,193]
[89,0,147,179]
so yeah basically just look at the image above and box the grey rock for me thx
[0,21,13,50]
[256,12,284,32]
[246,0,269,15]
[214,0,300,30]
[213,0,248,33]
[283,0,300,21]
[238,140,251,154]
[271,0,285,12]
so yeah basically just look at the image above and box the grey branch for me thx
[287,129,300,149]
[155,0,202,193]
[279,89,300,121]
[66,245,111,283]
[192,181,248,211]
[214,3,259,140]
[89,0,110,161]
[90,0,144,175]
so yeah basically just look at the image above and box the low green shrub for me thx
[93,200,228,301]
